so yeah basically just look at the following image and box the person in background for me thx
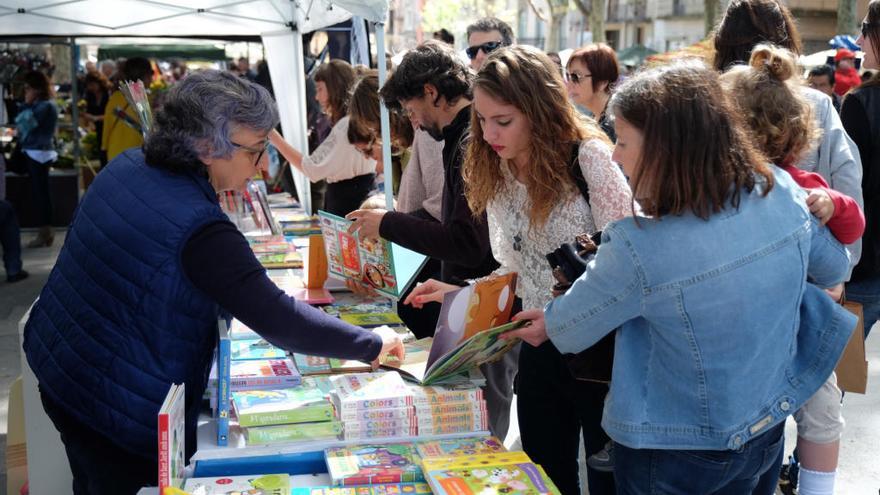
[807,65,841,112]
[433,28,455,46]
[270,59,376,217]
[83,71,113,166]
[98,60,116,81]
[465,17,516,71]
[565,43,620,141]
[546,51,562,69]
[237,56,256,81]
[506,60,855,495]
[722,45,865,495]
[23,71,404,494]
[833,48,861,96]
[842,0,880,337]
[0,199,28,282]
[102,57,153,162]
[17,70,58,248]
[405,45,631,495]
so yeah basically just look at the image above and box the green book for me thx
[339,312,404,328]
[232,384,334,427]
[244,421,342,445]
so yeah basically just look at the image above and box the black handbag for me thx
[6,141,29,175]
[543,143,615,383]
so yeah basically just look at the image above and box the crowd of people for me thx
[11,0,880,493]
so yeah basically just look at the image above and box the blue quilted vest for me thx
[23,148,228,457]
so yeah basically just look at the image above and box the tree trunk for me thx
[547,13,568,51]
[591,0,606,43]
[704,0,719,36]
[837,0,857,35]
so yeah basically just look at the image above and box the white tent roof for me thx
[0,0,387,36]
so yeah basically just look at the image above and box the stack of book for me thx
[274,211,321,236]
[232,378,342,446]
[410,383,489,436]
[330,372,416,440]
[247,234,303,269]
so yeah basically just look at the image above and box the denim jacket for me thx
[545,169,857,451]
[17,100,58,151]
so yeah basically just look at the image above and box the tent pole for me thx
[70,37,82,199]
[375,22,393,212]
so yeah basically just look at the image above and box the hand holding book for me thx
[403,279,461,309]
[502,309,546,347]
[372,325,406,370]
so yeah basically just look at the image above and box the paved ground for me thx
[1,231,878,494]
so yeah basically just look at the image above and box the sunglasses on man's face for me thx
[466,41,504,60]
[863,21,878,38]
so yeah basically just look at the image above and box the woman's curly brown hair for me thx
[463,45,610,230]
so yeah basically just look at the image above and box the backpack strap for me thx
[570,142,590,206]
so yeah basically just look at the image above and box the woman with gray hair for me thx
[22,70,403,494]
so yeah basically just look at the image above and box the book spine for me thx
[416,411,488,427]
[414,401,486,417]
[245,421,342,445]
[230,375,301,390]
[417,423,485,435]
[336,395,414,412]
[411,389,483,406]
[339,406,416,422]
[157,412,170,489]
[343,417,415,431]
[216,322,231,447]
[341,426,419,440]
[238,403,335,427]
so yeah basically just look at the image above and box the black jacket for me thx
[380,105,499,283]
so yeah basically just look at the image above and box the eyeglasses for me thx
[466,41,504,60]
[862,21,878,38]
[564,71,592,85]
[231,140,270,167]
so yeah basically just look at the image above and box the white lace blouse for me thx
[486,138,633,310]
[301,116,376,183]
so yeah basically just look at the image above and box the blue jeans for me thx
[613,423,785,495]
[846,276,880,338]
[0,200,23,277]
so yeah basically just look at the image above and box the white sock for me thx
[797,467,836,495]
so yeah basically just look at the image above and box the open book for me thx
[318,210,427,300]
[381,273,525,385]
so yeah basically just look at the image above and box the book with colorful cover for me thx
[322,302,394,318]
[414,401,487,418]
[231,338,288,361]
[229,319,260,341]
[293,353,333,375]
[216,321,231,446]
[409,384,484,407]
[325,443,424,485]
[416,410,488,429]
[183,473,290,495]
[379,274,524,385]
[341,427,419,441]
[291,482,432,495]
[422,452,561,495]
[318,210,427,300]
[158,383,185,492]
[330,372,414,412]
[339,405,416,423]
[340,312,404,328]
[257,251,303,269]
[415,436,505,459]
[209,357,302,391]
[244,420,343,445]
[232,384,334,427]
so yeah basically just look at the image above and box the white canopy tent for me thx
[0,0,396,212]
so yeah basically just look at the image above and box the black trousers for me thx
[26,155,53,225]
[323,173,375,217]
[40,389,157,494]
[516,341,615,495]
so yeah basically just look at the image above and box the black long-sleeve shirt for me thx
[379,105,499,284]
[181,221,382,361]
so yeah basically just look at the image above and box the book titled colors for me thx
[325,443,424,486]
[330,372,413,412]
[232,384,334,427]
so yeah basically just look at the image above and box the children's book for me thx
[409,385,484,407]
[291,482,432,495]
[339,312,404,328]
[183,473,290,495]
[244,421,343,445]
[422,452,561,495]
[380,274,524,385]
[209,357,302,391]
[158,383,186,492]
[216,321,231,446]
[292,355,372,375]
[256,251,303,269]
[415,436,505,459]
[339,405,416,423]
[322,302,393,318]
[229,319,261,341]
[318,210,427,300]
[330,372,414,413]
[414,401,487,418]
[341,427,419,441]
[232,384,335,427]
[231,338,288,361]
[325,443,424,485]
